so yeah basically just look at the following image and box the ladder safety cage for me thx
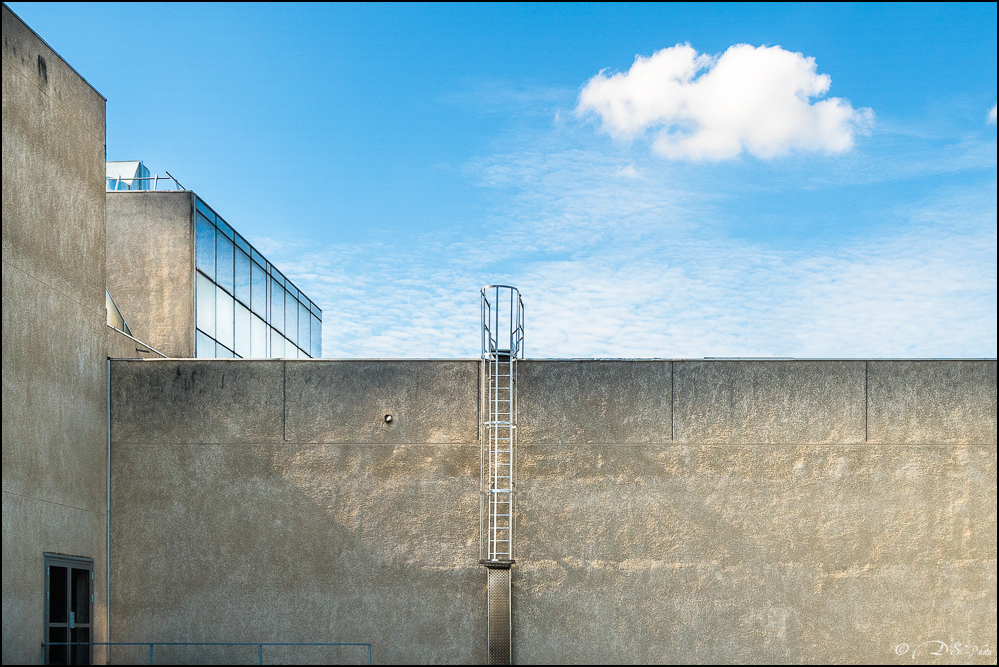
[479,285,525,564]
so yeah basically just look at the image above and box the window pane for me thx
[196,330,215,358]
[216,285,234,350]
[196,198,215,222]
[269,277,283,333]
[235,302,251,358]
[234,232,251,254]
[215,341,234,358]
[271,328,284,358]
[216,216,234,240]
[235,249,251,305]
[298,301,310,357]
[250,261,267,318]
[311,315,321,358]
[284,290,298,346]
[251,247,265,268]
[251,315,267,358]
[196,273,215,337]
[196,215,215,280]
[216,234,234,295]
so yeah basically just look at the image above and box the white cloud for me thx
[989,104,997,124]
[615,163,639,178]
[577,43,874,161]
[262,100,994,360]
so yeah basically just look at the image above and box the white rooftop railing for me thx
[106,172,186,192]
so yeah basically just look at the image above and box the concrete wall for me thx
[2,5,109,663]
[106,325,168,361]
[110,360,480,665]
[105,191,195,358]
[109,358,996,665]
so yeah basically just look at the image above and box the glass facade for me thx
[195,197,322,359]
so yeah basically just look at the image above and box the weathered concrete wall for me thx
[106,325,168,360]
[109,358,996,665]
[110,360,481,665]
[2,5,109,662]
[105,191,195,358]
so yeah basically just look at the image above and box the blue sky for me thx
[12,2,996,358]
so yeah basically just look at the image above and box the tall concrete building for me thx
[2,4,111,664]
[3,4,996,665]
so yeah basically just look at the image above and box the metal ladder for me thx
[485,349,514,562]
[479,285,524,665]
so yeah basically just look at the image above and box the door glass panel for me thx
[71,627,90,665]
[48,627,67,665]
[71,569,90,624]
[49,566,68,623]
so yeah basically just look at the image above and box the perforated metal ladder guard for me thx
[486,566,512,665]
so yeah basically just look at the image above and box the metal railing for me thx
[41,641,371,665]
[106,172,185,192]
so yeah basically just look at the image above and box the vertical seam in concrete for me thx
[864,361,869,443]
[283,361,287,442]
[670,361,675,442]
[106,358,111,647]
[729,363,735,444]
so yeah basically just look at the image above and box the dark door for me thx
[44,553,93,665]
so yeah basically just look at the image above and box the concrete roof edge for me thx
[108,357,998,362]
[3,3,107,101]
